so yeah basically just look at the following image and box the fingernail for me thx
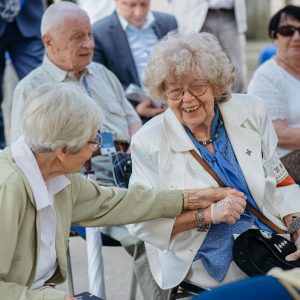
[285,255,294,261]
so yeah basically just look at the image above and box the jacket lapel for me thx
[219,95,265,203]
[152,13,164,39]
[163,109,195,152]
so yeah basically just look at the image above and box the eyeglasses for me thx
[88,132,102,151]
[165,84,208,101]
[277,25,300,37]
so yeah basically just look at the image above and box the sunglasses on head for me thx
[277,25,300,37]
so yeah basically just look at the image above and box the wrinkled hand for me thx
[64,295,76,300]
[210,195,246,224]
[286,235,300,261]
[136,100,165,118]
[186,187,246,210]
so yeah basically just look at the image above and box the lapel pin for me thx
[246,149,252,156]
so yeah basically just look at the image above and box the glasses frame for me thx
[88,132,102,151]
[164,84,209,101]
[277,25,300,37]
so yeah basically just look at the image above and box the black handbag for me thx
[190,150,300,276]
[233,229,300,276]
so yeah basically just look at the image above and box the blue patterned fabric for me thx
[184,106,273,281]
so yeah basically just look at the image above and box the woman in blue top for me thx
[126,31,300,291]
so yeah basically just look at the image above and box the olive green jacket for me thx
[0,148,183,300]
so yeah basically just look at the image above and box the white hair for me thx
[41,1,88,36]
[144,31,235,103]
[22,82,103,153]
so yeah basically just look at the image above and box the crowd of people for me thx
[0,1,300,300]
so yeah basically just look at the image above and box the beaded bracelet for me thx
[287,216,300,234]
[195,209,210,232]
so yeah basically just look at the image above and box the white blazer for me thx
[169,0,247,34]
[127,94,300,289]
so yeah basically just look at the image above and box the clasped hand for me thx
[186,187,246,212]
[210,195,246,224]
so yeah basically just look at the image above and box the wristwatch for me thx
[182,191,189,210]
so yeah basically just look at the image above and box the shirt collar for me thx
[11,136,70,210]
[116,10,155,31]
[43,55,93,82]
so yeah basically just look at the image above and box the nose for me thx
[133,5,144,18]
[83,35,94,49]
[182,89,196,102]
[293,30,300,39]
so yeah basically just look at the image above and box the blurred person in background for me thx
[77,0,115,24]
[0,0,44,148]
[168,0,247,93]
[93,0,177,123]
[248,5,300,183]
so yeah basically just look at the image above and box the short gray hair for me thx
[21,82,103,153]
[144,31,235,103]
[41,2,88,36]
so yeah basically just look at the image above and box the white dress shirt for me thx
[11,136,70,289]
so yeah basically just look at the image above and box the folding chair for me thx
[68,226,138,299]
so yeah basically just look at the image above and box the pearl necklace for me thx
[197,116,223,146]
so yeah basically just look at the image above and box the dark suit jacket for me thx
[0,0,44,37]
[92,11,177,89]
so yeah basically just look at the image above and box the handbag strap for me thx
[190,149,286,234]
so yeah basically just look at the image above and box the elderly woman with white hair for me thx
[126,32,300,291]
[0,82,244,300]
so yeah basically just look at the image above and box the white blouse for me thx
[248,58,300,158]
[11,136,70,289]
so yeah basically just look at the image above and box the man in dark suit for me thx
[93,0,177,122]
[0,0,44,148]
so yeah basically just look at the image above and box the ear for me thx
[43,33,54,50]
[270,30,277,39]
[56,147,68,162]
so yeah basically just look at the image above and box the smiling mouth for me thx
[80,53,91,57]
[183,105,200,113]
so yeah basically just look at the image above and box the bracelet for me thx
[195,209,210,232]
[182,191,189,210]
[287,216,300,234]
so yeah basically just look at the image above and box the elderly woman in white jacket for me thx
[126,32,300,291]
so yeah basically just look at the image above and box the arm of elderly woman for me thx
[171,193,247,236]
[70,173,243,227]
[273,120,300,150]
